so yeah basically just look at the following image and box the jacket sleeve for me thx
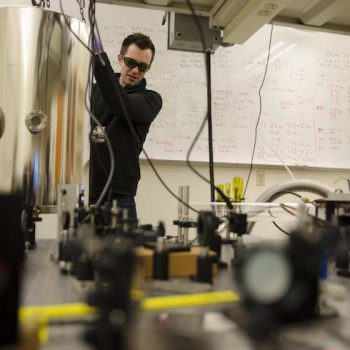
[93,52,162,124]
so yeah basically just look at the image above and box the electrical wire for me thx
[59,0,115,208]
[59,0,227,214]
[95,57,201,214]
[66,0,199,212]
[184,0,233,210]
[332,177,350,192]
[280,203,298,217]
[272,221,291,236]
[83,1,113,208]
[259,134,296,181]
[268,191,303,236]
[85,0,116,207]
[243,24,274,199]
[221,58,296,182]
[85,60,116,208]
[86,1,201,214]
[88,12,116,204]
[274,200,325,235]
[267,191,338,236]
[63,1,198,213]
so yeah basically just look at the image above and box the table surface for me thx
[20,240,350,350]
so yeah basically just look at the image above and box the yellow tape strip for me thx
[19,290,239,343]
[20,303,96,322]
[20,303,97,344]
[20,290,239,322]
[141,291,239,310]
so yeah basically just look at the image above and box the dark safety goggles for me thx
[122,56,151,72]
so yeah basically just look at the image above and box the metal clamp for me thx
[90,126,106,143]
[31,0,50,7]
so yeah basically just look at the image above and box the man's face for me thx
[118,44,153,87]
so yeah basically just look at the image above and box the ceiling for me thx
[96,0,350,44]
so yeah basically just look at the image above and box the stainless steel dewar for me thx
[0,6,90,207]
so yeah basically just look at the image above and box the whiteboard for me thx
[3,1,350,169]
[99,5,350,169]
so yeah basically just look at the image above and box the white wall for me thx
[37,163,350,240]
[36,214,57,239]
[135,162,350,241]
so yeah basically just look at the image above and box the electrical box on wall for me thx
[168,12,222,53]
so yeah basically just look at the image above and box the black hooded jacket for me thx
[89,52,162,200]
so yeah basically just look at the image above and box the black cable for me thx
[75,0,200,213]
[272,221,291,236]
[59,0,220,214]
[161,11,168,25]
[184,0,233,210]
[56,1,115,212]
[90,0,230,213]
[86,0,111,193]
[206,51,215,202]
[243,24,274,199]
[95,55,200,214]
[58,0,114,207]
[272,202,325,236]
[267,191,320,237]
[85,3,200,214]
[60,0,115,207]
[267,191,303,236]
[86,1,116,207]
[89,88,119,205]
[266,191,339,237]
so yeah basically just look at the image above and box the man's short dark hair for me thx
[120,33,156,64]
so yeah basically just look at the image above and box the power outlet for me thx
[256,170,265,186]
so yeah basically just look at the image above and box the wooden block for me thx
[1,321,40,350]
[135,247,217,279]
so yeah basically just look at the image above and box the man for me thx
[89,33,162,221]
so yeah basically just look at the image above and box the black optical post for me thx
[206,50,215,203]
[0,195,24,346]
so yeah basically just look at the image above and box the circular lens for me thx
[242,248,292,304]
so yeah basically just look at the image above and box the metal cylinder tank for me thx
[0,6,90,207]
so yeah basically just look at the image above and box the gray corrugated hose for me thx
[247,178,336,234]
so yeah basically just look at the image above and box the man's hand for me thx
[92,34,103,54]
